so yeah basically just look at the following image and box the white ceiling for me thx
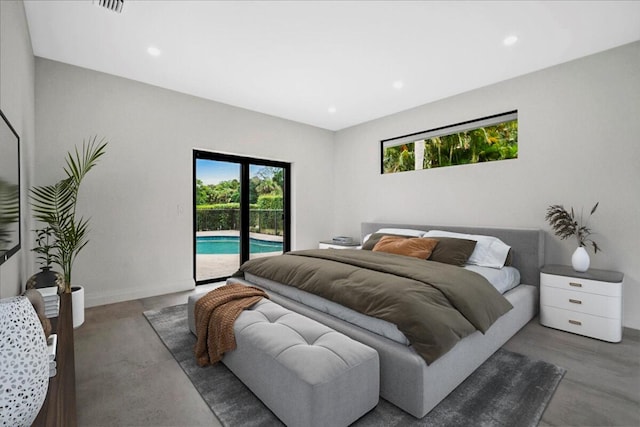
[23,1,640,131]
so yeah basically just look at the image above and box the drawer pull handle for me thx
[569,320,582,326]
[569,282,583,288]
[569,299,582,304]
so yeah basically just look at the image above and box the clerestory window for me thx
[381,110,518,174]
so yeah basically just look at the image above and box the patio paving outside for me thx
[195,230,283,281]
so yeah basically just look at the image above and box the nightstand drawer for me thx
[540,306,622,342]
[540,286,622,319]
[540,272,622,297]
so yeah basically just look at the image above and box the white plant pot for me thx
[571,246,590,272]
[0,296,50,427]
[71,286,85,328]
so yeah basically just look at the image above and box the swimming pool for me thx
[196,236,283,255]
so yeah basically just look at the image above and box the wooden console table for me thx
[32,293,77,426]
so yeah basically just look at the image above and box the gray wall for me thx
[333,41,640,329]
[0,0,35,298]
[34,58,334,307]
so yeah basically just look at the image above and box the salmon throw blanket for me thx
[194,284,268,367]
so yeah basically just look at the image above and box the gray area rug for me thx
[144,304,565,427]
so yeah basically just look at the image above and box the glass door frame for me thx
[193,150,291,284]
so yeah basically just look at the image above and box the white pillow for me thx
[423,230,511,268]
[376,228,426,237]
[464,265,521,294]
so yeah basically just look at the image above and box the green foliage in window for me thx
[196,166,283,206]
[382,117,518,174]
[195,166,284,235]
[422,119,518,169]
[257,195,283,210]
[382,143,415,173]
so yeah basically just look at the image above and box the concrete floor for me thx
[503,321,640,426]
[75,284,223,427]
[74,287,639,426]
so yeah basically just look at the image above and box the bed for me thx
[229,222,544,418]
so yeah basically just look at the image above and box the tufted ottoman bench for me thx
[187,293,379,427]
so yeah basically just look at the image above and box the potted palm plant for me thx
[29,136,107,327]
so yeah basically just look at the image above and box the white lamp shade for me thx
[0,296,50,427]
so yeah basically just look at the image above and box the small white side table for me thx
[318,240,360,250]
[540,264,623,342]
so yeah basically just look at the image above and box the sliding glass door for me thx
[194,151,290,284]
[194,158,241,281]
[248,165,286,261]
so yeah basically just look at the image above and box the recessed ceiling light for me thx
[328,106,337,114]
[503,35,518,46]
[147,46,162,56]
[392,80,404,89]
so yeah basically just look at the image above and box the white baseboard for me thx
[84,279,196,308]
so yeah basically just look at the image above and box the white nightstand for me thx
[318,240,360,250]
[540,264,623,342]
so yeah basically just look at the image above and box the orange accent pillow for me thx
[372,236,439,259]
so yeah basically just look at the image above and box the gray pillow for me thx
[428,237,477,266]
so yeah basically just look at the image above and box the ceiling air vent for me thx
[94,0,124,13]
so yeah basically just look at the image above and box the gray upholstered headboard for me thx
[361,222,544,287]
